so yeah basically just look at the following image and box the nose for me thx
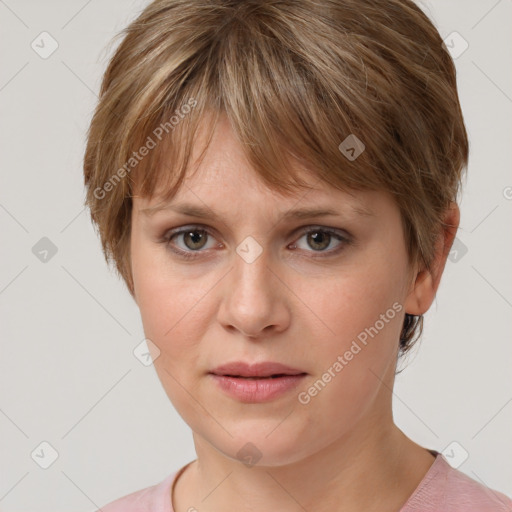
[217,245,290,339]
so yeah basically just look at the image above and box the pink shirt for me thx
[96,451,512,511]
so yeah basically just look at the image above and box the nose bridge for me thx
[220,235,284,336]
[232,235,273,300]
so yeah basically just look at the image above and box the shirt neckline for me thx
[166,450,444,512]
[168,459,196,511]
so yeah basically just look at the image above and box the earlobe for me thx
[403,202,460,316]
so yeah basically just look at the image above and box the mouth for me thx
[209,361,307,379]
[209,369,307,403]
[217,373,306,379]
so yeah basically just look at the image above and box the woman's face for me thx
[130,115,425,467]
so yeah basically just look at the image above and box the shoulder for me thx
[402,453,512,512]
[441,461,512,512]
[95,471,178,512]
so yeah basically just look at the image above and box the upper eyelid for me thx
[165,223,350,246]
[166,223,348,235]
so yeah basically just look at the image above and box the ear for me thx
[403,202,460,315]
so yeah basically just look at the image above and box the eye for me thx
[290,227,351,257]
[163,226,221,260]
[160,225,352,261]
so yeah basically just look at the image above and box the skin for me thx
[129,114,459,512]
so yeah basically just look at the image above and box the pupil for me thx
[185,230,206,250]
[309,231,329,251]
[182,230,331,252]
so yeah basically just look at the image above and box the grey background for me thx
[0,0,511,510]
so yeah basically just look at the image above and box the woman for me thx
[83,0,512,510]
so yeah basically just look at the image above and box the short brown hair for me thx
[83,0,469,357]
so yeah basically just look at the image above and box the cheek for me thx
[297,258,406,352]
[291,270,403,441]
[131,239,225,382]
[136,275,206,357]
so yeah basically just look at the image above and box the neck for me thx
[173,413,435,512]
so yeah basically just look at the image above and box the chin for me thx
[198,420,320,468]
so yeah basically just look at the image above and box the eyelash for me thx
[159,224,353,261]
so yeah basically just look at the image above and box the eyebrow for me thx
[141,201,375,221]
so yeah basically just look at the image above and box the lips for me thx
[209,361,306,379]
[209,362,308,403]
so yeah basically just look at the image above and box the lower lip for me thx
[209,374,307,403]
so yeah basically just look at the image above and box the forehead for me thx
[137,162,383,228]
[135,113,372,210]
